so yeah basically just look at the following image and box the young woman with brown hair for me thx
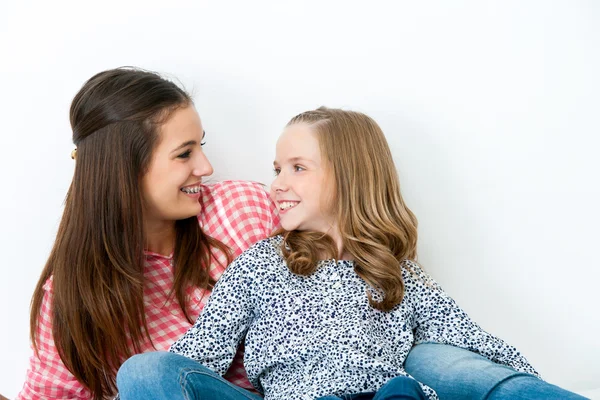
[17,67,279,399]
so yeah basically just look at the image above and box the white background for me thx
[1,1,599,398]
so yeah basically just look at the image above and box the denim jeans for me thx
[117,351,426,400]
[404,343,589,400]
[117,351,262,400]
[316,375,426,400]
[117,345,589,400]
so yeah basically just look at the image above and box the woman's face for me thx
[141,105,213,225]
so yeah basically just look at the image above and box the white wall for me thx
[1,0,598,398]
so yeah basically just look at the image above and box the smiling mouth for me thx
[279,201,299,211]
[180,186,201,194]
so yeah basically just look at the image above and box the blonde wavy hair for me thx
[279,106,418,311]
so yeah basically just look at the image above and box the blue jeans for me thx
[117,351,262,400]
[117,352,425,399]
[316,375,426,400]
[117,345,589,400]
[404,343,588,400]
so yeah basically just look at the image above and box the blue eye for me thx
[177,150,192,159]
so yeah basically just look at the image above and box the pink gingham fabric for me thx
[17,180,279,399]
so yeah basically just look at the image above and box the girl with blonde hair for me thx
[117,107,585,399]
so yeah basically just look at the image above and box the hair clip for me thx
[71,148,77,160]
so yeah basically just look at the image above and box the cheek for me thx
[140,173,155,203]
[155,164,188,192]
[142,167,178,205]
[318,180,336,214]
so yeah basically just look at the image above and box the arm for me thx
[404,260,540,377]
[16,282,92,400]
[196,181,278,389]
[169,250,257,376]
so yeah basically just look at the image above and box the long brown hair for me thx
[30,68,231,399]
[280,107,418,311]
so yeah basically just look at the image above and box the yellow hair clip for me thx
[71,148,77,160]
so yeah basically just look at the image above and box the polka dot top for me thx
[170,236,539,400]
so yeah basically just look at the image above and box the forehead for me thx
[276,123,321,158]
[158,106,203,143]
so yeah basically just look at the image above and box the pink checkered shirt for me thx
[17,180,279,399]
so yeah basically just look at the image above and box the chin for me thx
[281,221,301,232]
[280,221,294,231]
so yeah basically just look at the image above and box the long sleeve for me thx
[16,280,92,400]
[169,252,257,378]
[404,260,540,378]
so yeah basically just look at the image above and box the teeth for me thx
[181,186,201,194]
[280,201,298,210]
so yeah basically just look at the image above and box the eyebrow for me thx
[273,157,314,166]
[171,140,196,154]
[170,131,206,153]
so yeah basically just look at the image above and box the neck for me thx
[327,226,353,261]
[144,218,176,256]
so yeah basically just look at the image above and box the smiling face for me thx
[271,122,337,234]
[141,105,213,225]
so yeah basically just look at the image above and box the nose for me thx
[271,170,288,194]
[192,150,214,177]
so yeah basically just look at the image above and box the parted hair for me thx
[30,67,231,399]
[279,107,418,311]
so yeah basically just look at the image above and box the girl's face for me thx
[141,105,213,225]
[271,123,336,234]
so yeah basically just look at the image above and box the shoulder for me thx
[42,275,54,292]
[401,259,441,290]
[199,181,279,256]
[202,180,270,204]
[225,235,284,275]
[235,235,284,266]
[199,180,274,225]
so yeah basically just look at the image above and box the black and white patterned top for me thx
[170,236,539,400]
